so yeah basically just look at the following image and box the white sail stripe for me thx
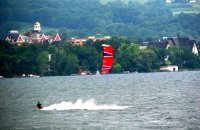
[103,56,113,57]
[102,65,112,67]
[102,44,111,47]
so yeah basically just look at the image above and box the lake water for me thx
[0,71,200,130]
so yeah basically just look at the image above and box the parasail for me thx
[101,44,114,74]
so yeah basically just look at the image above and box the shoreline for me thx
[1,69,200,79]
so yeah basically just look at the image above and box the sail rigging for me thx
[101,44,114,74]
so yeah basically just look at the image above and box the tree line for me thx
[0,37,200,78]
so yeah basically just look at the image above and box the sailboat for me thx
[101,44,114,74]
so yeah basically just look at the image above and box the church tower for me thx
[34,22,41,32]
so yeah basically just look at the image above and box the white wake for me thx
[43,99,129,111]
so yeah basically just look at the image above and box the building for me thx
[67,36,111,45]
[188,0,196,2]
[142,37,199,71]
[166,0,173,3]
[67,37,87,45]
[168,37,199,55]
[160,65,178,71]
[146,37,199,55]
[148,41,171,49]
[5,22,61,45]
[139,42,148,49]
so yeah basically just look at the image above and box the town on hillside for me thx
[5,22,111,46]
[1,21,200,77]
[5,22,61,45]
[5,22,199,56]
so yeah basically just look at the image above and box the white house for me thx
[160,65,178,71]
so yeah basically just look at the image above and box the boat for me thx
[101,44,114,74]
[79,70,92,75]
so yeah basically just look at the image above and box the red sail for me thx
[101,44,114,74]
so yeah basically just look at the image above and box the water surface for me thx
[0,71,200,130]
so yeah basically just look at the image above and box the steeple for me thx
[34,22,41,32]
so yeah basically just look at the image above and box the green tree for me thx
[17,43,41,75]
[167,46,200,69]
[151,48,168,66]
[112,62,122,73]
[117,43,140,72]
[37,51,49,76]
[63,54,79,75]
[0,40,20,77]
[137,49,156,72]
[75,45,99,73]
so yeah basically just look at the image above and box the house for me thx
[188,0,196,2]
[166,0,173,3]
[160,65,178,71]
[5,22,61,45]
[6,31,20,44]
[52,33,62,42]
[147,37,199,55]
[168,37,199,55]
[148,41,171,49]
[139,42,148,49]
[67,36,111,45]
[68,37,87,45]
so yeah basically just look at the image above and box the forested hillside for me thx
[0,0,200,42]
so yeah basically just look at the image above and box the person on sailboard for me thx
[37,101,43,110]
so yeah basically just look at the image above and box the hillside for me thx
[168,2,200,15]
[1,0,200,41]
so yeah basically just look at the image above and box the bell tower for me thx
[34,22,41,32]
